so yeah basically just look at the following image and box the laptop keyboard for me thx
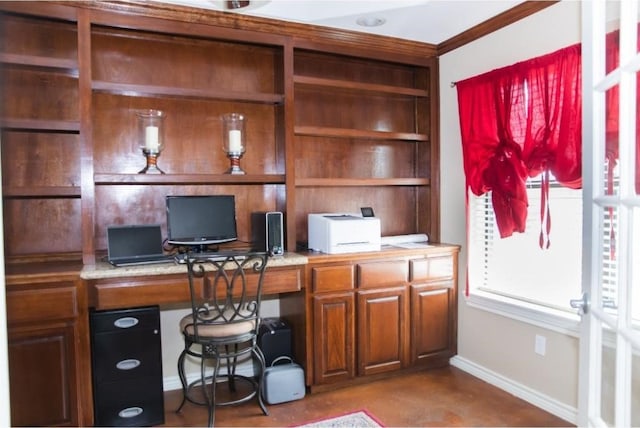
[112,255,174,267]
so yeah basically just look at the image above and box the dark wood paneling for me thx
[410,285,453,362]
[91,94,279,175]
[312,292,355,384]
[311,264,354,293]
[0,12,77,59]
[357,286,407,376]
[3,198,82,257]
[93,184,281,248]
[8,326,78,426]
[295,137,417,180]
[1,131,80,189]
[357,260,408,288]
[295,88,418,132]
[294,187,421,245]
[0,67,78,120]
[91,25,281,93]
[294,50,426,88]
[7,284,77,324]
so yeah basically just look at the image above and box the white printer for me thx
[308,213,381,254]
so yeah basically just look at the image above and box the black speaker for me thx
[252,211,284,255]
[258,317,293,366]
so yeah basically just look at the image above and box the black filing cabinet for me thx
[90,306,165,427]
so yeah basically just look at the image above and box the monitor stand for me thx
[190,244,219,254]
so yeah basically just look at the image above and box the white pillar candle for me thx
[228,129,242,152]
[145,126,159,151]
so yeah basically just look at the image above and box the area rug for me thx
[297,409,383,427]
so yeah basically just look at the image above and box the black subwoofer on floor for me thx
[90,306,165,427]
[258,317,293,366]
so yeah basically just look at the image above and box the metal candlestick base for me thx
[138,149,165,174]
[225,152,245,175]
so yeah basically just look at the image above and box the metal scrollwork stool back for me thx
[175,252,270,427]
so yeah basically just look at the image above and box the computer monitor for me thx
[166,195,238,249]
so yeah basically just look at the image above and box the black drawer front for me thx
[91,306,160,334]
[93,377,165,427]
[92,329,162,382]
[90,306,164,427]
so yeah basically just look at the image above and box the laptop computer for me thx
[107,224,172,267]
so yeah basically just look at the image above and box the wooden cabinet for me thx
[303,246,458,390]
[0,5,82,259]
[409,253,457,363]
[5,264,92,426]
[0,1,440,264]
[291,49,439,246]
[357,286,407,376]
[309,264,355,384]
[86,13,287,264]
[312,291,356,384]
[0,0,445,419]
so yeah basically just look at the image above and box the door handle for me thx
[570,292,590,315]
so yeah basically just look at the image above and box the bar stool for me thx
[175,252,269,427]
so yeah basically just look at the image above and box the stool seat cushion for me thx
[180,313,256,338]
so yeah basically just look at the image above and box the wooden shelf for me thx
[295,178,429,187]
[293,75,428,97]
[0,53,78,73]
[295,126,428,142]
[92,81,284,104]
[0,118,80,132]
[2,186,81,198]
[94,173,286,185]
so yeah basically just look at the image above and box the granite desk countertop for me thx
[80,252,309,280]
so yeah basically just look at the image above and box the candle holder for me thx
[137,109,166,174]
[221,113,246,175]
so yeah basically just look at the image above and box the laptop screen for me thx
[107,224,164,262]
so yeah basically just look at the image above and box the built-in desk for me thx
[5,246,459,425]
[82,253,308,310]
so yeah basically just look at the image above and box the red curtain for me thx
[457,43,581,240]
[457,68,529,238]
[521,45,582,247]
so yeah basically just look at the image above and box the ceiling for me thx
[152,0,526,45]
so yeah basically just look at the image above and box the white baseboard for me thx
[449,355,577,425]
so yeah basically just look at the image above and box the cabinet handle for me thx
[118,407,143,418]
[113,317,139,328]
[116,359,141,371]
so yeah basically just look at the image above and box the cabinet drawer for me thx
[312,265,354,293]
[7,283,78,324]
[93,377,164,427]
[90,306,160,334]
[357,260,407,288]
[410,255,454,282]
[92,329,162,383]
[91,276,194,310]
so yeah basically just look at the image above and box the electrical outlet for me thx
[535,334,546,356]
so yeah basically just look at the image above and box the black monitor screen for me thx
[166,195,237,246]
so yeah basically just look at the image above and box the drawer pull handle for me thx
[116,359,141,370]
[114,317,139,329]
[118,407,143,418]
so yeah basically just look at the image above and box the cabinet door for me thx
[357,286,408,376]
[410,282,456,363]
[8,325,79,427]
[312,292,355,385]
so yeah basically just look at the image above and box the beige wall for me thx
[439,0,581,420]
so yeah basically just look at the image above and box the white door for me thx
[578,0,640,426]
